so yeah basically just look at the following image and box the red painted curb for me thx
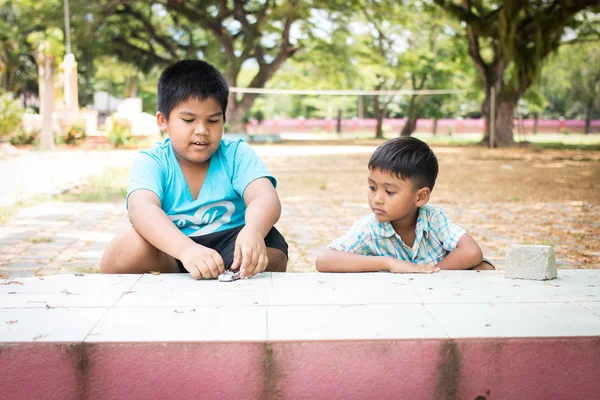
[2,338,599,400]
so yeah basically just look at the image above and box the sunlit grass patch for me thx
[57,166,129,202]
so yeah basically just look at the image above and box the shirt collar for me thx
[372,206,430,238]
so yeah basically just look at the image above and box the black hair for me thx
[157,59,229,121]
[368,137,439,191]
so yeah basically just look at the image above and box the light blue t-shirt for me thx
[127,137,276,237]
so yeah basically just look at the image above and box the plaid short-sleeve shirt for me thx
[329,204,466,266]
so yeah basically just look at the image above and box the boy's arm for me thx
[434,233,483,270]
[242,178,281,236]
[316,249,392,272]
[128,190,224,279]
[231,178,281,277]
[316,249,439,274]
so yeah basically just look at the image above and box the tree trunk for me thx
[432,118,438,136]
[401,117,417,137]
[336,109,342,135]
[40,56,55,150]
[400,95,418,137]
[127,76,138,98]
[373,95,385,139]
[585,98,593,134]
[227,103,247,133]
[491,101,516,147]
[533,112,538,134]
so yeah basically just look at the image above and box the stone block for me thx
[504,244,557,280]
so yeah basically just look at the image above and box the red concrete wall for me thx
[249,118,600,135]
[2,338,600,400]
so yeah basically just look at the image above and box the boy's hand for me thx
[179,243,225,280]
[387,259,440,274]
[231,227,268,278]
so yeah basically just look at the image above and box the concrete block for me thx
[504,244,557,280]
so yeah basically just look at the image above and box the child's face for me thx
[368,168,428,225]
[157,97,224,165]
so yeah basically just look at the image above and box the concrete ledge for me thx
[1,271,599,399]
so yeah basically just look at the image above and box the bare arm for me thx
[316,249,439,274]
[316,248,392,272]
[435,234,483,270]
[231,178,282,276]
[128,190,224,278]
[128,190,195,258]
[242,177,281,236]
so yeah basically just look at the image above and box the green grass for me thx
[0,166,130,222]
[527,142,600,151]
[289,132,600,149]
[56,166,129,202]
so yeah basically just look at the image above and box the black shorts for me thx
[176,225,288,273]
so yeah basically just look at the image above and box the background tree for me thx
[541,42,600,133]
[433,0,599,146]
[28,28,64,150]
[95,0,320,132]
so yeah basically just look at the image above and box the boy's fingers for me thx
[200,261,212,280]
[231,245,242,271]
[257,252,268,273]
[206,258,220,279]
[188,265,201,280]
[212,253,225,274]
[240,247,252,277]
[248,248,260,275]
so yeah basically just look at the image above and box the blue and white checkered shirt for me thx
[329,204,466,266]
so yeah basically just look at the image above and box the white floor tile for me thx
[426,302,600,338]
[131,272,272,292]
[0,292,121,308]
[413,285,575,304]
[268,304,447,340]
[581,302,600,317]
[86,306,267,342]
[116,290,269,307]
[0,308,107,342]
[0,274,140,294]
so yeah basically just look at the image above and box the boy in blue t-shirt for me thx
[316,137,493,273]
[100,60,288,279]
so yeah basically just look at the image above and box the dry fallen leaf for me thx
[150,271,161,275]
[1,281,24,285]
[174,309,183,313]
[61,290,78,295]
[45,304,54,309]
[6,320,17,325]
[124,290,134,295]
[74,273,84,277]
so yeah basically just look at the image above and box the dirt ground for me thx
[263,142,600,270]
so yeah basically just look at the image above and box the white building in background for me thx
[88,91,123,114]
[104,97,161,137]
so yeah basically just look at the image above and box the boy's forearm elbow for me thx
[316,250,338,272]
[315,255,330,272]
[467,247,483,267]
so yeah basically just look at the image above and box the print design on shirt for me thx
[169,201,235,237]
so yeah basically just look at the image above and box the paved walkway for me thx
[0,149,137,207]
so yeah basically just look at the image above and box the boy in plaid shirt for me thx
[316,137,493,273]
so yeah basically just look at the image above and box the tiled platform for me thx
[2,270,600,399]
